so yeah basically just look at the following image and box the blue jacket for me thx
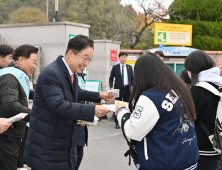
[24,56,100,170]
[117,90,199,170]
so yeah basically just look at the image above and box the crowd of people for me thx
[0,34,222,170]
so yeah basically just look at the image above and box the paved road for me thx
[80,112,136,170]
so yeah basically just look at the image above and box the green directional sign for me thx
[157,32,166,43]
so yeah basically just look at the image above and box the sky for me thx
[121,0,174,13]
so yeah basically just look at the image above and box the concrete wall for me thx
[0,22,90,67]
[88,40,121,91]
[0,22,123,90]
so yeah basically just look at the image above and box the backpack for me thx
[121,113,142,170]
[195,82,222,154]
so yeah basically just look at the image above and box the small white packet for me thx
[77,116,99,126]
[4,113,28,123]
[107,89,119,98]
[102,104,116,112]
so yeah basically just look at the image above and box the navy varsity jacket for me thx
[117,90,199,170]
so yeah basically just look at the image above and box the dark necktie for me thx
[121,65,124,86]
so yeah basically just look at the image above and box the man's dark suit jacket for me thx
[109,63,133,93]
[25,55,100,170]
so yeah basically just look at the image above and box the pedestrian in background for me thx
[0,44,14,135]
[179,68,192,87]
[109,52,133,129]
[185,50,222,170]
[154,50,164,60]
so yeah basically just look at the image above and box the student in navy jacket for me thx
[185,50,222,170]
[24,35,113,170]
[116,53,199,170]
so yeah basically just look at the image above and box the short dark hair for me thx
[154,51,164,57]
[119,52,128,58]
[0,44,14,58]
[65,35,94,55]
[12,44,38,61]
[129,53,196,120]
[184,50,215,86]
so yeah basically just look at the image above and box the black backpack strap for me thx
[121,113,131,165]
[120,112,143,170]
[199,120,211,137]
[121,113,131,145]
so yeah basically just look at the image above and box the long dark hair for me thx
[184,50,215,86]
[129,53,196,120]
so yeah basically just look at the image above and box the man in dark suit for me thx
[24,35,114,170]
[109,52,133,129]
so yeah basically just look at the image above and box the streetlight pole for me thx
[46,0,48,22]
[54,0,60,22]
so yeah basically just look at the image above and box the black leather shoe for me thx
[115,124,120,129]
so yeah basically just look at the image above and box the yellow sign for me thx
[126,60,136,65]
[154,23,192,46]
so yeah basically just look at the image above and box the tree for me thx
[9,7,46,24]
[168,0,222,50]
[110,0,182,49]
[169,0,222,22]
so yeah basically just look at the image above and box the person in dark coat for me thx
[109,52,133,129]
[0,44,38,170]
[0,45,14,135]
[24,35,113,170]
[185,50,222,170]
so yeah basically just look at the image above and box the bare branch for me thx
[109,0,186,49]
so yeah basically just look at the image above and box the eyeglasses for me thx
[71,50,94,64]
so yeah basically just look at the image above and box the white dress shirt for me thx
[120,64,129,86]
[62,57,73,76]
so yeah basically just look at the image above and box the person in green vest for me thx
[0,44,38,170]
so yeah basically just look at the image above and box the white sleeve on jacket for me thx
[117,95,160,141]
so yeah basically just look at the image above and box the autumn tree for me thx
[9,7,46,24]
[111,0,182,49]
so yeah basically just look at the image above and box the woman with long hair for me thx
[116,53,199,170]
[185,50,222,170]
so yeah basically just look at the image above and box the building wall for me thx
[88,40,121,91]
[120,49,222,68]
[0,22,90,67]
[206,51,222,68]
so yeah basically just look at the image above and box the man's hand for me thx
[98,92,114,101]
[95,105,110,117]
[111,88,114,90]
[115,102,122,115]
[0,118,12,134]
